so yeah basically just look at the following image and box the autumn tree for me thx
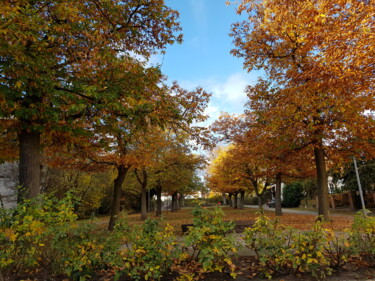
[230,0,375,220]
[0,0,182,201]
[211,111,316,215]
[43,77,210,230]
[206,144,270,210]
[149,131,205,216]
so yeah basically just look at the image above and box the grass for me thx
[92,206,354,235]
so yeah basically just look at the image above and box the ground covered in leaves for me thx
[96,206,355,234]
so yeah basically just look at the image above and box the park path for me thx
[245,204,318,215]
[244,205,354,217]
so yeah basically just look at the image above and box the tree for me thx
[150,132,205,216]
[0,0,182,201]
[230,0,375,220]
[211,112,315,214]
[206,146,244,209]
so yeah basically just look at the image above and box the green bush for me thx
[2,195,375,281]
[0,194,79,276]
[348,212,375,265]
[0,194,122,281]
[179,206,238,279]
[243,213,333,279]
[283,182,303,207]
[114,219,179,281]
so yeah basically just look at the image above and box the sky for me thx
[152,0,261,125]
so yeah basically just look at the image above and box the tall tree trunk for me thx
[18,130,41,202]
[257,195,263,210]
[176,193,180,210]
[179,195,184,208]
[155,184,162,217]
[239,190,245,210]
[233,192,238,209]
[222,193,227,205]
[314,146,331,221]
[148,191,152,213]
[135,168,148,220]
[228,193,233,207]
[275,173,283,216]
[171,193,176,212]
[141,186,147,220]
[108,165,129,231]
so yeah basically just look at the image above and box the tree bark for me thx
[222,193,227,205]
[108,165,129,231]
[239,190,245,210]
[233,192,238,209]
[275,173,283,216]
[314,146,331,221]
[176,193,180,210]
[228,193,233,207]
[18,130,41,202]
[141,186,147,220]
[155,183,162,217]
[171,193,176,212]
[257,195,263,210]
[135,168,148,221]
[179,195,184,208]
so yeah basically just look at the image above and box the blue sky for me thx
[153,0,261,124]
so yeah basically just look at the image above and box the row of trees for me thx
[0,0,210,229]
[207,0,374,220]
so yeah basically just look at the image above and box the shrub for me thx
[179,206,238,279]
[323,229,351,268]
[243,213,334,279]
[115,219,179,281]
[283,182,303,207]
[0,194,78,276]
[348,212,375,265]
[243,214,295,278]
[0,194,110,280]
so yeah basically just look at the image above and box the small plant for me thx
[115,219,179,281]
[243,213,333,279]
[180,206,238,279]
[348,212,375,265]
[0,194,110,281]
[291,221,332,279]
[0,194,78,276]
[243,213,294,278]
[323,229,351,268]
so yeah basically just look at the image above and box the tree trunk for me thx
[155,184,162,217]
[179,195,184,208]
[108,165,129,231]
[222,193,227,205]
[171,193,176,212]
[314,146,331,221]
[239,190,245,210]
[135,168,148,221]
[141,186,147,220]
[176,193,180,210]
[233,192,238,209]
[275,173,283,216]
[18,130,41,202]
[257,195,263,210]
[228,193,233,207]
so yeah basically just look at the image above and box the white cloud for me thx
[178,72,255,127]
[210,72,251,111]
